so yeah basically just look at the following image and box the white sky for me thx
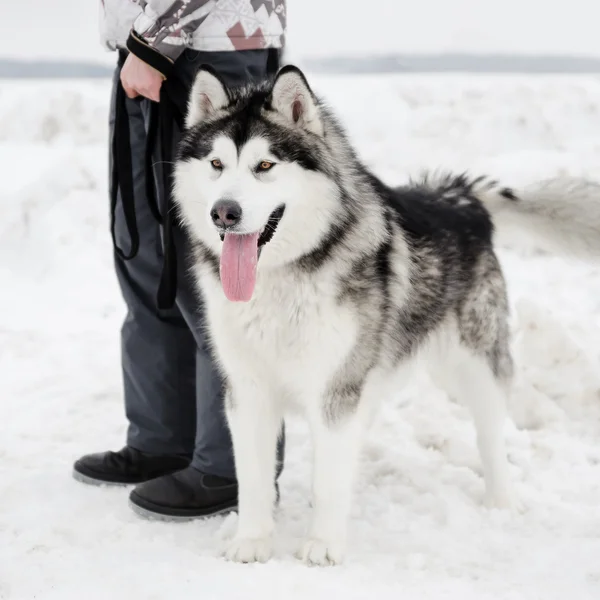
[1,0,598,63]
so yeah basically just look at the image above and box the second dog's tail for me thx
[478,176,600,260]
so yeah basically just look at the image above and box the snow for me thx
[2,0,600,64]
[2,73,600,599]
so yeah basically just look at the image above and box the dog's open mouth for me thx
[219,205,285,303]
[218,205,285,249]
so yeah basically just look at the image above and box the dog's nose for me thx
[210,199,242,229]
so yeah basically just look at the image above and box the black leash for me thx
[110,81,139,261]
[110,54,187,311]
[156,78,187,311]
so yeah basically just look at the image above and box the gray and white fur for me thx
[173,65,600,566]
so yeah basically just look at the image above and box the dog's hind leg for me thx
[428,328,519,510]
[428,251,521,510]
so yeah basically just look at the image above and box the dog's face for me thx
[174,66,340,302]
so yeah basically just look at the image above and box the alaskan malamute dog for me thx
[173,65,600,566]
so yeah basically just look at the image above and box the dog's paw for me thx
[224,536,273,564]
[297,537,345,567]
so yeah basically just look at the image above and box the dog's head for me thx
[174,65,342,302]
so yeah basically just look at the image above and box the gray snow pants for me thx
[109,48,284,479]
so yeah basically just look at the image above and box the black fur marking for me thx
[274,64,316,97]
[389,180,494,252]
[178,82,323,172]
[393,251,453,359]
[456,250,513,380]
[268,128,322,171]
[338,232,392,308]
[296,206,359,272]
[367,173,500,362]
[500,187,519,201]
[323,379,365,425]
[258,204,286,247]
[372,235,393,329]
[191,240,219,277]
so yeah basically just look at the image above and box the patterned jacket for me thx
[100,0,286,65]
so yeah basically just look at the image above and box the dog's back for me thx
[358,172,512,382]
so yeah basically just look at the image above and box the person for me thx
[73,0,287,520]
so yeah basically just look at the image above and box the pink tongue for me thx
[220,232,260,302]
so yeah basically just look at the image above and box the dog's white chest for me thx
[201,269,358,391]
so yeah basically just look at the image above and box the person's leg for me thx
[73,60,197,485]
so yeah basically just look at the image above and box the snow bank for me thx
[0,81,110,144]
[1,75,600,600]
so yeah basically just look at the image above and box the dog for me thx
[172,64,600,566]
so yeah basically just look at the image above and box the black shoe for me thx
[72,446,191,486]
[129,466,239,520]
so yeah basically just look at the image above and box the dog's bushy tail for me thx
[476,176,600,260]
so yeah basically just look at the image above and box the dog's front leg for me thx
[299,386,370,567]
[224,379,281,564]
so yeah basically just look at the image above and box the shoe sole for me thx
[128,496,238,522]
[72,468,135,487]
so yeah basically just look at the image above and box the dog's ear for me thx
[186,66,229,128]
[270,65,322,135]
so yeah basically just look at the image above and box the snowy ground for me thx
[1,74,600,599]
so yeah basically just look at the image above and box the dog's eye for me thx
[211,159,223,170]
[257,161,275,172]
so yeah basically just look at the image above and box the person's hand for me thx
[120,53,164,102]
